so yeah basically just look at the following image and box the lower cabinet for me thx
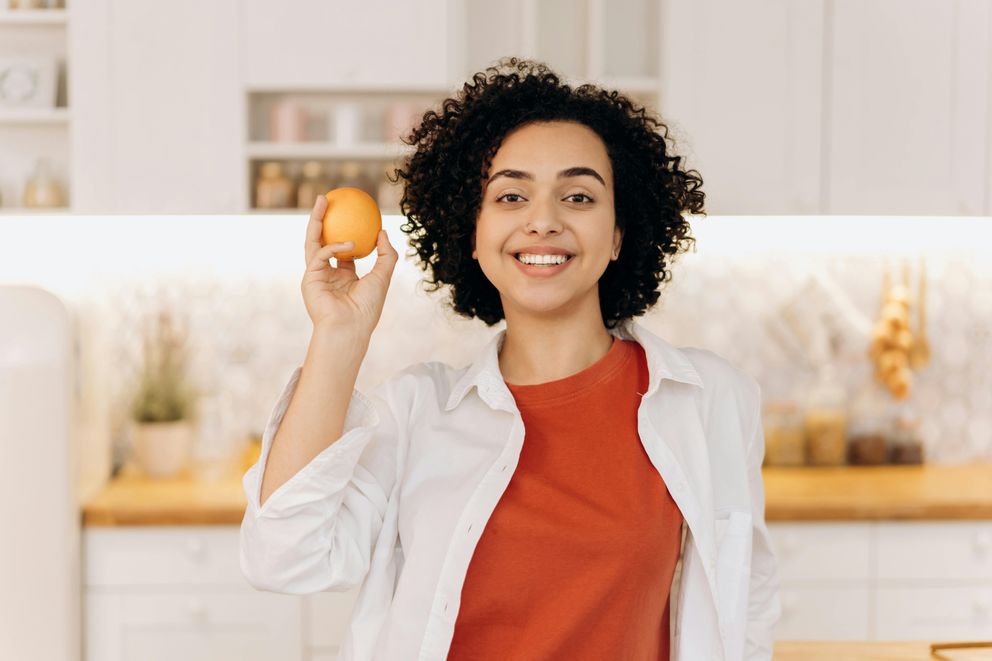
[767,520,992,641]
[83,520,992,657]
[83,526,360,661]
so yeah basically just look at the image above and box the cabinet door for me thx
[70,0,244,213]
[777,586,872,640]
[766,522,872,582]
[85,590,303,661]
[827,0,991,215]
[239,0,450,89]
[876,521,992,582]
[876,586,992,639]
[658,0,824,214]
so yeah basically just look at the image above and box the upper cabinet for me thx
[827,0,991,215]
[658,0,991,216]
[56,0,992,214]
[70,0,242,213]
[658,0,824,215]
[238,0,450,89]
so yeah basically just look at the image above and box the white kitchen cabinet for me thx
[875,520,992,582]
[767,520,992,641]
[83,526,360,661]
[238,0,450,89]
[69,0,244,213]
[769,521,872,583]
[85,590,303,661]
[827,0,991,215]
[778,586,872,640]
[658,0,825,215]
[766,522,874,640]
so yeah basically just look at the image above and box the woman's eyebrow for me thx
[485,167,606,188]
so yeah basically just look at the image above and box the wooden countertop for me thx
[772,641,992,660]
[761,462,992,521]
[81,461,992,527]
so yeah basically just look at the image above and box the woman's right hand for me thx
[301,194,399,335]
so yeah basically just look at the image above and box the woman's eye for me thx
[495,193,593,203]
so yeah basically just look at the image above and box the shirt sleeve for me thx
[744,377,783,661]
[239,364,405,595]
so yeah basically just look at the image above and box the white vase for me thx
[132,420,193,479]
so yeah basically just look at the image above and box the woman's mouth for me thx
[512,253,575,277]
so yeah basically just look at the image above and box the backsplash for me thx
[91,247,992,478]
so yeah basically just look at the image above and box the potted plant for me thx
[128,307,199,478]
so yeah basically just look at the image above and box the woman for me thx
[240,57,781,661]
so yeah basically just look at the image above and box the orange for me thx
[321,187,382,261]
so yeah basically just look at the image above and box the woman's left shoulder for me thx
[679,346,762,410]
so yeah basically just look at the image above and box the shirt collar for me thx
[443,317,704,413]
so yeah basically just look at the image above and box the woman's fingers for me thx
[305,241,355,274]
[304,195,329,266]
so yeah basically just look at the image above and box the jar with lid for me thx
[334,161,376,198]
[847,382,891,465]
[295,161,330,208]
[762,400,805,466]
[889,400,925,464]
[255,161,293,209]
[23,158,65,208]
[803,364,849,466]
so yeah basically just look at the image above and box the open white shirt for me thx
[240,317,782,661]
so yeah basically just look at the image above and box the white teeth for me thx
[516,253,570,265]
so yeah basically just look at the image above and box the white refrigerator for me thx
[0,284,80,661]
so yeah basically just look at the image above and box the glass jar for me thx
[803,365,849,466]
[295,160,329,208]
[847,382,892,465]
[23,158,65,208]
[255,161,293,209]
[890,401,925,464]
[762,400,805,466]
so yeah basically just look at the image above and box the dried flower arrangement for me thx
[129,307,198,423]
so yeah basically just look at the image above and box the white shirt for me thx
[240,317,782,661]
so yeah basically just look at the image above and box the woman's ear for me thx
[612,227,623,260]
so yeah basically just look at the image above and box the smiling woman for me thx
[241,55,781,661]
[391,56,706,331]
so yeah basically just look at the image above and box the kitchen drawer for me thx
[876,521,992,581]
[308,587,362,648]
[776,586,871,640]
[767,522,872,582]
[876,586,992,639]
[85,588,302,660]
[85,526,244,587]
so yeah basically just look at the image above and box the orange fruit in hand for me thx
[321,187,382,261]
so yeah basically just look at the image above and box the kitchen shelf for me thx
[246,141,412,161]
[0,8,68,25]
[0,107,70,124]
[0,206,70,214]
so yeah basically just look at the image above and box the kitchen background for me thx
[2,1,992,660]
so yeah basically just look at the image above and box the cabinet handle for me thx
[186,537,205,559]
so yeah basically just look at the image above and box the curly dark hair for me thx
[390,56,705,330]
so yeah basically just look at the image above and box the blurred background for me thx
[1,1,991,660]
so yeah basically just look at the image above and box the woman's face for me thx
[472,120,623,318]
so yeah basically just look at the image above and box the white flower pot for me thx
[132,420,194,479]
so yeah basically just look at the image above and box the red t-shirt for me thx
[447,336,684,660]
